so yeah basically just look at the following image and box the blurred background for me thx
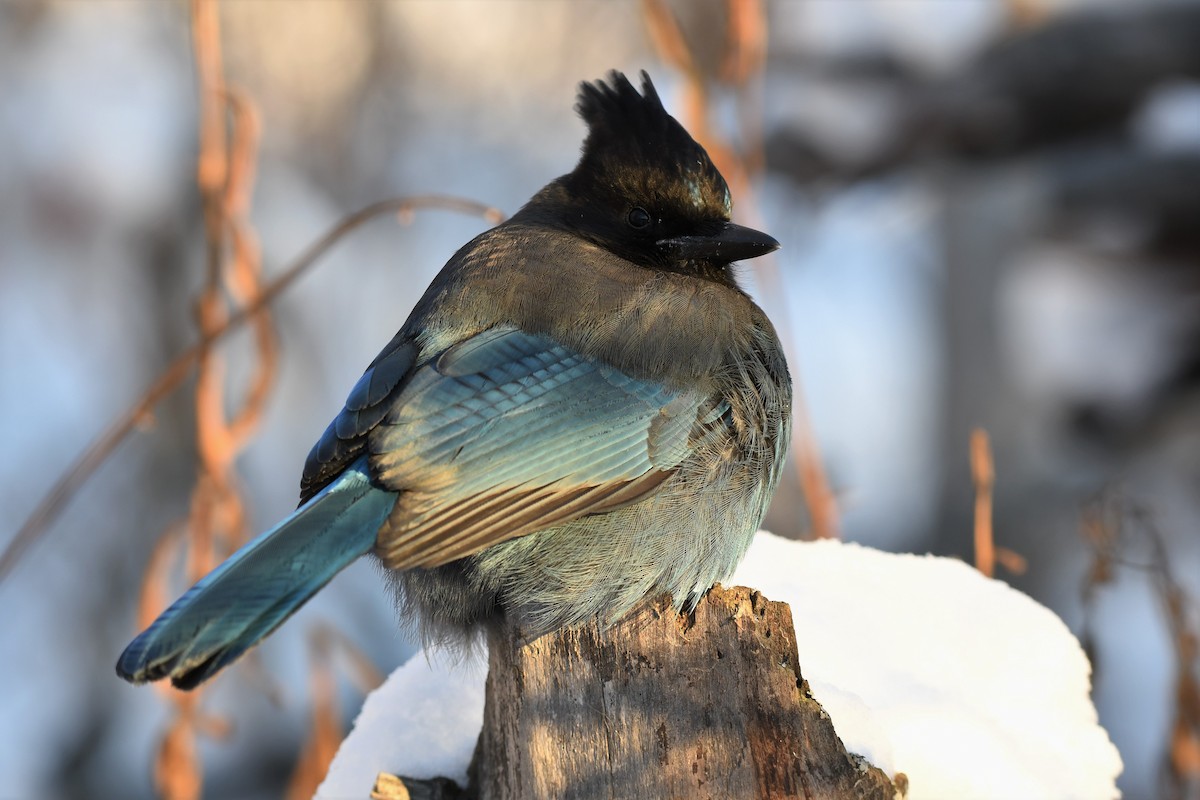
[1,1,1197,798]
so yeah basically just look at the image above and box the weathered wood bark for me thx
[375,585,902,800]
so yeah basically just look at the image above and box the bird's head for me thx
[525,71,778,287]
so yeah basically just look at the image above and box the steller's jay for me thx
[117,71,791,690]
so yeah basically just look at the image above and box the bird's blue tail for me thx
[116,458,394,690]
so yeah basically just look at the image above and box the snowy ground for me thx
[317,531,1122,800]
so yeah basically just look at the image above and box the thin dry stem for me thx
[1080,494,1200,800]
[311,621,387,695]
[795,428,840,539]
[155,713,201,800]
[640,0,697,79]
[723,0,767,175]
[995,546,1028,576]
[970,427,996,578]
[285,630,344,800]
[222,87,276,451]
[1006,0,1052,29]
[968,429,1024,577]
[721,0,767,87]
[152,1,257,795]
[282,624,385,798]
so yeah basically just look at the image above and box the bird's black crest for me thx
[573,71,731,217]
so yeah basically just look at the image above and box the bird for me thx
[117,70,792,691]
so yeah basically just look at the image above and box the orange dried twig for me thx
[312,621,387,695]
[640,0,697,79]
[721,0,767,87]
[795,427,840,540]
[284,623,388,798]
[137,523,188,635]
[155,713,201,800]
[153,0,251,795]
[1006,0,1051,29]
[285,629,343,800]
[638,0,715,182]
[969,428,1025,577]
[995,547,1028,575]
[221,87,276,451]
[970,428,996,577]
[724,0,768,177]
[1080,495,1200,799]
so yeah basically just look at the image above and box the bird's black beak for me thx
[658,222,780,264]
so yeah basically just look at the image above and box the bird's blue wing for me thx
[366,326,725,568]
[300,332,417,503]
[118,458,394,689]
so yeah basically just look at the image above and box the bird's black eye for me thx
[627,206,652,229]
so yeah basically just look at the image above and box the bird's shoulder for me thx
[407,220,780,386]
[298,220,787,503]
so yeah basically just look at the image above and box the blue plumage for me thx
[117,71,790,690]
[116,459,394,689]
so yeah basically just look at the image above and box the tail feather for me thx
[116,459,395,690]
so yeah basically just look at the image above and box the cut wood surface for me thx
[375,585,903,800]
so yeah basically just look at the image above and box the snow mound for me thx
[317,533,1122,799]
[732,534,1122,799]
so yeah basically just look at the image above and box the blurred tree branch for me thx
[1081,495,1200,800]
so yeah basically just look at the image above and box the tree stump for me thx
[373,585,902,800]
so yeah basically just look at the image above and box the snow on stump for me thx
[317,533,1122,800]
[374,585,899,800]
